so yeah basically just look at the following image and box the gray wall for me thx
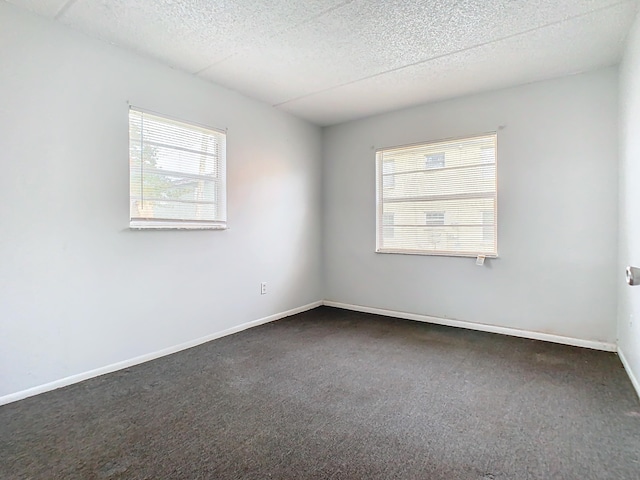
[323,68,619,343]
[618,10,640,392]
[0,3,323,397]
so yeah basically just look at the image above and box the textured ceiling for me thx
[7,0,640,125]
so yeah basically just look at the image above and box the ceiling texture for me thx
[7,0,640,125]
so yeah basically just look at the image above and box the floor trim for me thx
[618,347,640,401]
[0,301,323,407]
[323,301,617,352]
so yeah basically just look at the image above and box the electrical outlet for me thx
[261,282,267,295]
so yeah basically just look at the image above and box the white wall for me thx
[618,10,640,396]
[0,3,323,398]
[323,68,619,344]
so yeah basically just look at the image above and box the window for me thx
[482,210,495,244]
[480,147,495,163]
[425,152,445,169]
[425,212,445,225]
[383,212,395,239]
[129,108,226,229]
[382,160,395,188]
[376,133,497,257]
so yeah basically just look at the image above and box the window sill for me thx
[129,221,227,230]
[376,249,498,259]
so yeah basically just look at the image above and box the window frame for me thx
[128,106,227,230]
[375,132,498,258]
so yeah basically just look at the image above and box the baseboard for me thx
[618,347,640,401]
[0,300,323,407]
[1,299,618,407]
[323,301,617,352]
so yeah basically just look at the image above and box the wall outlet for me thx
[261,282,267,295]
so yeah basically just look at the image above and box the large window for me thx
[129,108,226,229]
[376,133,497,257]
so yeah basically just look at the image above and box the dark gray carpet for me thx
[1,306,639,479]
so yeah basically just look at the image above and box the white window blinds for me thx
[129,108,226,229]
[376,133,497,257]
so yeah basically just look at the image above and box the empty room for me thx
[2,0,640,478]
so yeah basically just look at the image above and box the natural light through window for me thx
[129,108,227,229]
[376,133,497,257]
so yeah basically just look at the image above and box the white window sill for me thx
[375,249,498,259]
[129,221,227,230]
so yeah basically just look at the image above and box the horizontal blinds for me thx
[129,108,226,227]
[377,133,497,256]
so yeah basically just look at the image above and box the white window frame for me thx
[129,107,227,230]
[375,133,498,258]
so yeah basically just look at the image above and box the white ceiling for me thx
[8,0,640,125]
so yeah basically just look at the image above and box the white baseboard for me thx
[323,301,617,352]
[0,300,322,407]
[618,347,640,401]
[2,300,620,407]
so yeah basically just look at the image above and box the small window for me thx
[382,160,395,188]
[425,212,445,225]
[376,133,497,257]
[425,152,445,169]
[482,210,495,243]
[480,147,495,163]
[383,212,395,239]
[129,108,226,229]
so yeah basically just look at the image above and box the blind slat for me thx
[130,138,219,159]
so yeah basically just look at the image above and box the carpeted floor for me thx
[1,306,639,479]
